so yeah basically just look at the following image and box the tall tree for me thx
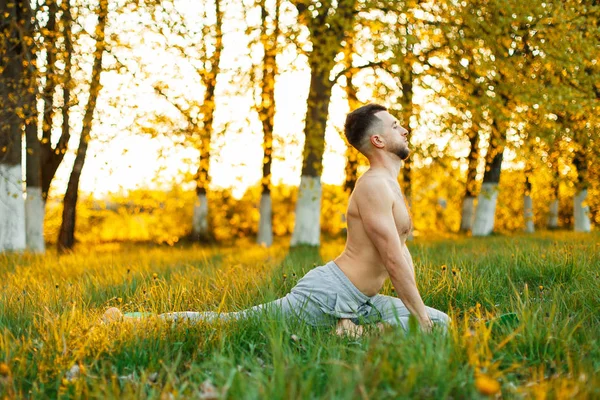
[338,33,365,238]
[40,0,73,203]
[572,145,591,232]
[150,0,224,242]
[460,110,482,233]
[398,68,414,238]
[0,0,28,251]
[256,0,279,247]
[455,82,487,233]
[472,117,506,236]
[290,0,357,246]
[191,0,222,242]
[57,0,108,252]
[342,33,362,194]
[23,0,45,252]
[547,149,560,229]
[523,169,535,233]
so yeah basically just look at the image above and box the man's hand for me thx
[419,317,433,333]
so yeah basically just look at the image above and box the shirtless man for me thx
[332,103,448,333]
[104,104,449,334]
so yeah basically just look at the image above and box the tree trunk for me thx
[291,68,332,246]
[343,34,360,194]
[523,174,535,233]
[400,69,414,240]
[547,151,560,229]
[257,193,273,246]
[472,122,505,237]
[291,175,322,246]
[256,0,278,247]
[41,0,72,202]
[291,0,356,247]
[460,126,480,232]
[192,190,210,241]
[547,198,559,229]
[0,0,27,252]
[573,189,591,232]
[191,0,223,242]
[572,148,591,232]
[57,0,107,252]
[40,0,58,148]
[25,122,45,252]
[23,3,45,252]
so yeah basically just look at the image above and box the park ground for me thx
[0,232,599,399]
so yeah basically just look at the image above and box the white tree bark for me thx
[460,196,475,232]
[291,175,322,246]
[257,192,273,247]
[0,164,26,251]
[25,187,45,252]
[573,189,591,232]
[524,194,535,233]
[547,199,559,229]
[192,193,209,238]
[472,182,499,236]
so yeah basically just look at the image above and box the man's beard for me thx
[394,144,410,160]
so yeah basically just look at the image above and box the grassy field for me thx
[0,232,599,399]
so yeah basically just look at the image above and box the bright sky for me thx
[46,0,513,200]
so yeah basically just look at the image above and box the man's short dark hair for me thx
[344,104,387,151]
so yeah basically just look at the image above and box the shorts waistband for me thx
[324,260,374,304]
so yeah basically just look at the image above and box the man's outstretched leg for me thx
[102,291,310,325]
[157,292,302,324]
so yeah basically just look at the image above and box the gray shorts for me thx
[161,261,449,330]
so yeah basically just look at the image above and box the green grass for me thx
[0,232,599,399]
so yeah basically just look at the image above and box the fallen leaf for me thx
[475,374,501,396]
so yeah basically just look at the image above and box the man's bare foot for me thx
[335,319,387,338]
[335,318,364,338]
[102,307,124,324]
[102,307,150,325]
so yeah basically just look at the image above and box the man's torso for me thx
[334,171,412,296]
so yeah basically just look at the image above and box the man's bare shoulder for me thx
[354,173,394,201]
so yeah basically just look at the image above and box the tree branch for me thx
[332,60,386,83]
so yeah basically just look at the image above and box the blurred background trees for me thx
[1,0,597,253]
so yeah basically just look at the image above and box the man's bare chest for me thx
[391,187,412,235]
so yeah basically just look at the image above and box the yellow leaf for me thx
[475,375,501,396]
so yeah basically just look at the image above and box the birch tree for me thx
[0,0,28,251]
[23,0,44,252]
[290,0,356,247]
[40,0,73,204]
[255,0,280,247]
[149,0,224,242]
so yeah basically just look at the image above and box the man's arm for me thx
[403,244,415,279]
[355,178,432,331]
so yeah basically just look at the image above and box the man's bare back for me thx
[334,171,413,297]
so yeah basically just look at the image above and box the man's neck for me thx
[367,152,403,179]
